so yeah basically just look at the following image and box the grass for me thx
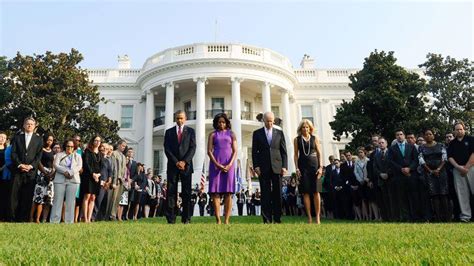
[0,216,473,265]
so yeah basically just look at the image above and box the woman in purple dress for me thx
[207,113,237,224]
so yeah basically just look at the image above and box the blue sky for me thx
[1,1,472,69]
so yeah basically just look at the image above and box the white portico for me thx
[87,43,423,184]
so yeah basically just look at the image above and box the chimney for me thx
[117,55,131,69]
[300,54,314,69]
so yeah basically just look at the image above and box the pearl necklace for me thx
[301,135,311,156]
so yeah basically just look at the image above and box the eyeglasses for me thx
[75,139,81,142]
[66,146,74,148]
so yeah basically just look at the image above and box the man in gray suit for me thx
[252,112,287,223]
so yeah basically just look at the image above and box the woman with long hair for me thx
[81,135,102,223]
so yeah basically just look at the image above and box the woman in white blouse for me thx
[50,139,82,224]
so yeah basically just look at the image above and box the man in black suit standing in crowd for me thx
[10,117,43,222]
[163,111,196,224]
[388,129,419,222]
[373,137,393,221]
[252,111,287,224]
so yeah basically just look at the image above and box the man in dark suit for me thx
[331,159,350,219]
[10,117,44,222]
[252,111,287,223]
[125,147,138,220]
[163,110,196,224]
[340,151,356,219]
[373,137,393,221]
[387,129,419,222]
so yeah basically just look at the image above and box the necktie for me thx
[178,126,182,144]
[382,151,386,160]
[400,143,405,157]
[266,129,272,145]
[25,134,31,148]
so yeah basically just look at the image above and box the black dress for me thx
[296,135,319,194]
[419,143,449,196]
[81,149,102,195]
[33,149,55,205]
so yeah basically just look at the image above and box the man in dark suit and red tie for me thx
[10,117,44,222]
[252,111,287,224]
[163,111,196,224]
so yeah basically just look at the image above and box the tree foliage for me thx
[330,50,431,150]
[419,53,473,134]
[0,49,120,143]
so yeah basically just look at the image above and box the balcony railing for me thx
[152,111,282,127]
[206,109,232,119]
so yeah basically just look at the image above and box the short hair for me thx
[23,117,36,125]
[297,119,315,136]
[395,128,405,135]
[263,111,274,121]
[423,128,435,135]
[344,150,352,155]
[445,132,454,136]
[328,155,335,160]
[116,139,126,146]
[357,147,366,154]
[364,144,373,152]
[212,113,231,130]
[378,137,387,142]
[62,138,78,151]
[454,121,466,130]
[371,134,380,139]
[175,110,186,118]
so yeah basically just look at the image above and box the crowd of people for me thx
[0,114,472,225]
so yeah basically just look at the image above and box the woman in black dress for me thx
[132,163,146,220]
[30,133,55,223]
[81,135,102,223]
[418,129,450,222]
[293,119,323,224]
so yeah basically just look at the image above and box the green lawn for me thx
[0,216,472,264]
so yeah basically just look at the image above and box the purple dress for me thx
[208,130,236,193]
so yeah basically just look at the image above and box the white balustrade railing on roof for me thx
[142,43,294,72]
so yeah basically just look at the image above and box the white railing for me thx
[142,43,294,72]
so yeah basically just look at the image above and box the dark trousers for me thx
[0,179,13,221]
[10,175,35,222]
[165,172,191,223]
[417,175,432,221]
[259,173,282,223]
[198,204,206,216]
[333,189,351,219]
[246,201,252,215]
[189,203,196,217]
[378,180,393,221]
[93,187,108,221]
[237,203,244,216]
[392,174,418,222]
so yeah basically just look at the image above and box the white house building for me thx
[87,42,422,184]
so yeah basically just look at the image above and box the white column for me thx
[281,89,295,173]
[164,82,175,130]
[231,77,243,161]
[319,99,332,166]
[162,82,174,176]
[144,90,154,169]
[261,81,271,113]
[194,77,207,183]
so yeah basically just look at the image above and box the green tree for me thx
[330,50,431,150]
[0,49,120,143]
[419,53,473,134]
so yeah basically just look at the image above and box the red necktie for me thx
[178,126,182,144]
